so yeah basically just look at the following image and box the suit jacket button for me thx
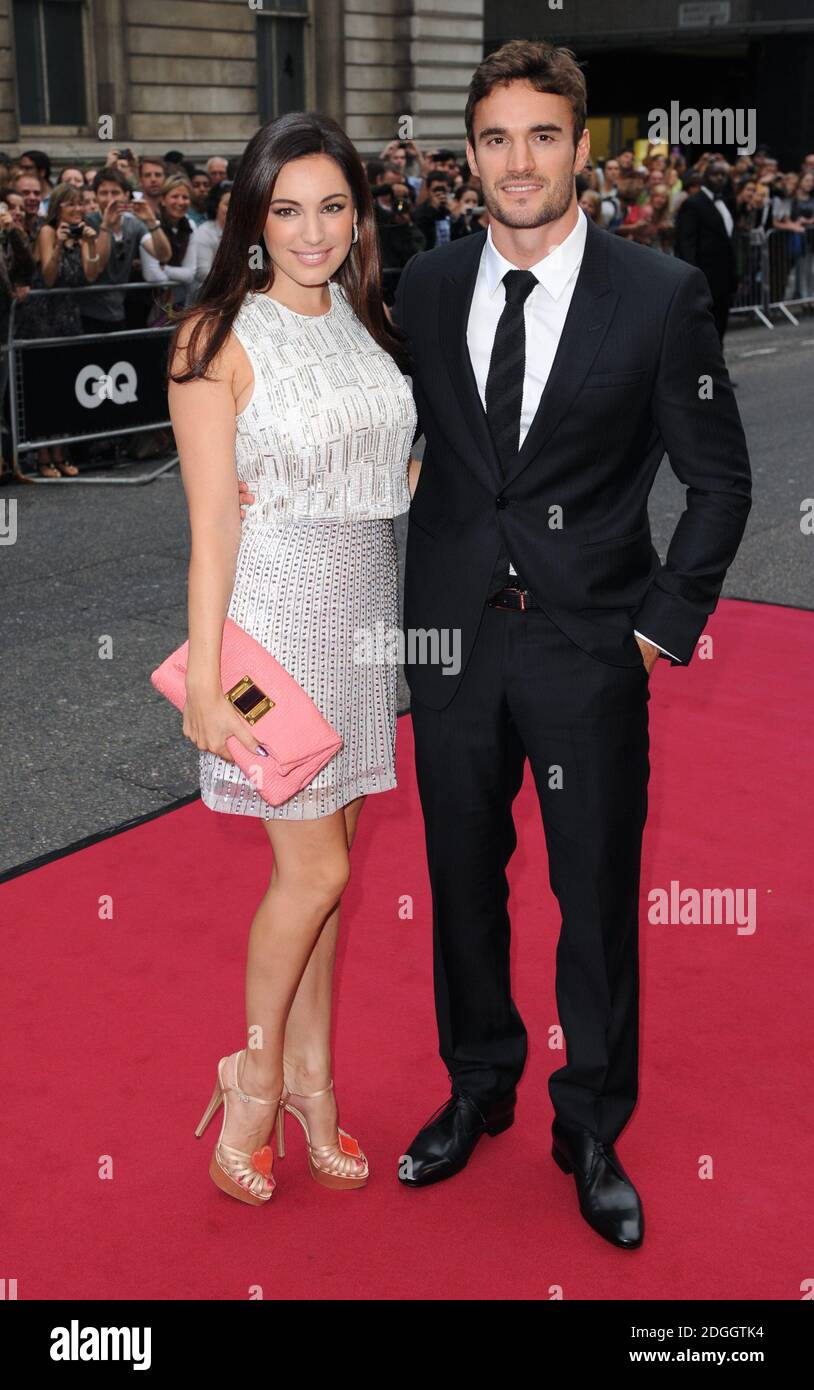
[496,495,507,509]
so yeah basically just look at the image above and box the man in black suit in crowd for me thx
[391,40,751,1248]
[674,158,739,342]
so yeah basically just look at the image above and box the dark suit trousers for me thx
[409,600,651,1143]
[711,292,730,343]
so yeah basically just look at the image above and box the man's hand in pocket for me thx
[635,635,660,675]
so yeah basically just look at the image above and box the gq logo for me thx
[75,361,138,408]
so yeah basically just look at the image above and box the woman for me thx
[140,173,196,324]
[791,170,814,302]
[450,183,485,237]
[0,192,35,452]
[614,177,653,243]
[168,112,418,1206]
[639,184,675,254]
[19,181,108,476]
[189,180,232,298]
[577,188,602,223]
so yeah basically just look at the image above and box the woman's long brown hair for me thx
[168,111,411,384]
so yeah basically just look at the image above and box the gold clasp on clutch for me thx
[225,674,274,725]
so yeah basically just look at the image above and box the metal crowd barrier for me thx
[1,280,178,484]
[730,226,814,328]
[731,226,773,328]
[765,227,814,324]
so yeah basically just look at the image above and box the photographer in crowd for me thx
[372,177,426,304]
[15,182,107,474]
[79,167,170,336]
[450,183,487,236]
[413,170,455,248]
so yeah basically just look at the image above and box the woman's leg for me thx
[218,807,352,1161]
[281,796,367,1150]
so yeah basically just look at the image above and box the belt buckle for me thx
[505,578,528,611]
[488,584,528,611]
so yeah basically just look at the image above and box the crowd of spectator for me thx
[578,146,814,330]
[578,146,814,241]
[1,138,813,477]
[0,146,235,474]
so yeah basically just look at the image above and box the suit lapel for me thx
[438,229,504,493]
[437,215,619,495]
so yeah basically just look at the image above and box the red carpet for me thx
[2,598,812,1300]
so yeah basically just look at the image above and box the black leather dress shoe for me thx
[551,1118,644,1249]
[398,1088,516,1187]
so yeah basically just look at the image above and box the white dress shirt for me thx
[466,205,678,662]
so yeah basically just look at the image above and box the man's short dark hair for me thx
[92,166,131,195]
[465,39,587,151]
[21,148,51,179]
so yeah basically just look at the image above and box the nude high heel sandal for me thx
[278,1069,369,1190]
[194,1049,285,1206]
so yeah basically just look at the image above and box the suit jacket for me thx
[674,191,738,300]
[392,214,752,711]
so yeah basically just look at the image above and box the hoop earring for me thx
[351,221,358,244]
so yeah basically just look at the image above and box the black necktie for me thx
[485,269,538,473]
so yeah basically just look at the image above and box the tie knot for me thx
[502,269,537,305]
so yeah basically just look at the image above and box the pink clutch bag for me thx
[150,617,343,807]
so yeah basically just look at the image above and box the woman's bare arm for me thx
[37,225,61,286]
[170,318,242,691]
[168,319,264,760]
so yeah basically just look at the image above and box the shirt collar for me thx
[483,205,588,303]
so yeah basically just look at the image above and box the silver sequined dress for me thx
[199,278,416,819]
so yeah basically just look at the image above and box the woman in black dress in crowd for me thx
[18,182,108,476]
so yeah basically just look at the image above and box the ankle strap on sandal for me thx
[228,1049,283,1106]
[285,1079,334,1099]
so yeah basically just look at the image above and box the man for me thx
[413,171,454,248]
[388,40,751,1248]
[79,168,170,334]
[674,158,738,342]
[376,180,426,303]
[18,149,52,215]
[138,156,167,219]
[13,171,44,249]
[187,169,212,227]
[599,156,623,228]
[206,155,229,188]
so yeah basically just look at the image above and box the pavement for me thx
[1,313,812,875]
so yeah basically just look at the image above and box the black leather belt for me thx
[486,578,540,611]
